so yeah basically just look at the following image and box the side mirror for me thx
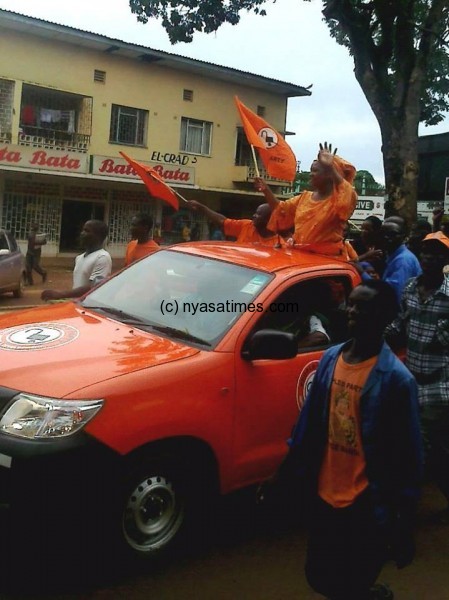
[242,329,298,361]
[0,249,11,256]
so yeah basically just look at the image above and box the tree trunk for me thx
[381,123,419,225]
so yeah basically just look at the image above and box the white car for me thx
[0,230,25,298]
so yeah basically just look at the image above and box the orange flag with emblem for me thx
[120,151,179,211]
[234,96,297,183]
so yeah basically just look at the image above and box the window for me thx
[250,276,351,352]
[110,104,148,146]
[235,127,253,166]
[183,89,193,102]
[180,117,212,155]
[257,105,266,117]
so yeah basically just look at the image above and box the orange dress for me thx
[268,179,357,256]
[223,219,281,246]
[125,239,159,266]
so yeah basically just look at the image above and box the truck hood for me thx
[0,303,199,397]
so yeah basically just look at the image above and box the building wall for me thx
[0,28,290,190]
[0,21,303,258]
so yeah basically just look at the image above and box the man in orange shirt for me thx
[254,142,357,256]
[187,200,280,246]
[260,280,421,600]
[125,213,159,266]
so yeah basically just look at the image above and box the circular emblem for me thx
[296,360,319,411]
[258,127,278,149]
[0,323,79,351]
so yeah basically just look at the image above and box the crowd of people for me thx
[29,143,449,600]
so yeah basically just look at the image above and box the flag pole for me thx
[174,190,189,204]
[147,171,189,204]
[348,219,361,231]
[250,145,260,178]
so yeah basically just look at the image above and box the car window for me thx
[0,233,9,252]
[7,234,18,252]
[82,249,273,347]
[248,275,351,353]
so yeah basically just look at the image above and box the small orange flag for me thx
[234,96,297,183]
[120,151,179,211]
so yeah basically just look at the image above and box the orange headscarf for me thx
[333,155,356,184]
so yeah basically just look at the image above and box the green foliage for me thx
[129,0,449,128]
[129,0,271,44]
[322,0,449,127]
[353,170,385,195]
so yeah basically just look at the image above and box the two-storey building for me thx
[0,10,310,258]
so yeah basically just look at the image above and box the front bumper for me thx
[0,386,121,509]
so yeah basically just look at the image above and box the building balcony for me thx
[232,164,295,188]
[0,131,12,144]
[18,127,90,153]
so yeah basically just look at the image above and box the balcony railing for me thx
[0,131,12,144]
[233,163,297,186]
[18,127,90,153]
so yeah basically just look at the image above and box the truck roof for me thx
[169,242,354,274]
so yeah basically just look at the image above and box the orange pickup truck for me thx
[0,242,360,561]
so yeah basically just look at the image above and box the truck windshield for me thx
[81,250,273,347]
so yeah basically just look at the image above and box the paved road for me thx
[1,272,449,598]
[0,267,74,313]
[0,483,447,599]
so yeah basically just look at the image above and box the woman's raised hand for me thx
[318,141,338,166]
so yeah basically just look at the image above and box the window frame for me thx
[180,117,212,156]
[109,104,148,147]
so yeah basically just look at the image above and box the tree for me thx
[129,0,449,224]
[353,170,385,196]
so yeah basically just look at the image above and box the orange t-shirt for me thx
[318,353,377,508]
[125,239,159,266]
[267,180,357,256]
[223,219,280,246]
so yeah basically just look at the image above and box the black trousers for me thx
[421,403,449,505]
[305,491,388,600]
[26,253,46,284]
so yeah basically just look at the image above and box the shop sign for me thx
[0,144,88,174]
[351,196,385,221]
[150,151,197,165]
[91,155,195,186]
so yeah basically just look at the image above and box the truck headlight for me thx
[0,393,103,439]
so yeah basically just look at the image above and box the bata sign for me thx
[0,144,88,173]
[92,155,195,186]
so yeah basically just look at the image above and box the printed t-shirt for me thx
[73,249,112,288]
[318,353,377,508]
[223,219,279,246]
[125,239,159,266]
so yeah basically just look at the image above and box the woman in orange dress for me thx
[254,142,357,257]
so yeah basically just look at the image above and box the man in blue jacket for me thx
[263,280,422,600]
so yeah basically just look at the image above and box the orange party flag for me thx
[234,96,297,182]
[120,151,179,211]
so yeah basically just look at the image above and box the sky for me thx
[1,0,447,185]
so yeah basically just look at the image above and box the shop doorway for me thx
[60,200,105,252]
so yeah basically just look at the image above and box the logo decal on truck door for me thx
[296,361,319,411]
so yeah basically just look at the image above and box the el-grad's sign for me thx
[91,155,195,186]
[0,144,88,173]
[351,196,385,221]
